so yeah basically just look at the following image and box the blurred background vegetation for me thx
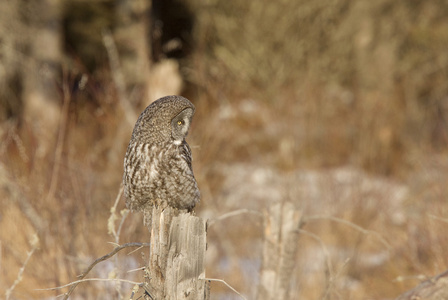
[1,0,448,299]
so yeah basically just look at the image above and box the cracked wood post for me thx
[144,206,210,299]
[257,201,303,300]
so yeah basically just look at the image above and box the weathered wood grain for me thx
[144,206,209,299]
[257,202,303,300]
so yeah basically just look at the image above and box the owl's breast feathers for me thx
[124,140,199,211]
[179,140,193,172]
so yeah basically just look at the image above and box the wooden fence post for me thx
[144,206,209,299]
[257,201,303,300]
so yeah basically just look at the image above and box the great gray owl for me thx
[123,95,200,211]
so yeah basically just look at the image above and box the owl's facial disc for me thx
[171,108,194,143]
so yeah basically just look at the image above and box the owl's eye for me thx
[177,120,183,125]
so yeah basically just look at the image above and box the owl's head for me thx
[132,95,196,145]
[171,106,194,144]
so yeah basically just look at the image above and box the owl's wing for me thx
[180,140,193,172]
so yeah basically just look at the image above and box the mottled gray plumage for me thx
[123,95,200,211]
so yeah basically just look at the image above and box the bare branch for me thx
[208,209,263,227]
[298,229,353,300]
[126,245,147,256]
[304,215,391,250]
[394,274,427,283]
[5,235,39,300]
[395,270,448,300]
[36,278,142,291]
[46,73,71,202]
[60,242,150,300]
[205,278,247,300]
[106,190,131,300]
[428,214,448,224]
[297,229,334,282]
[127,267,145,273]
[116,208,129,242]
[107,185,128,242]
[102,28,136,126]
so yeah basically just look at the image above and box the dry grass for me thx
[1,0,448,299]
[188,0,448,174]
